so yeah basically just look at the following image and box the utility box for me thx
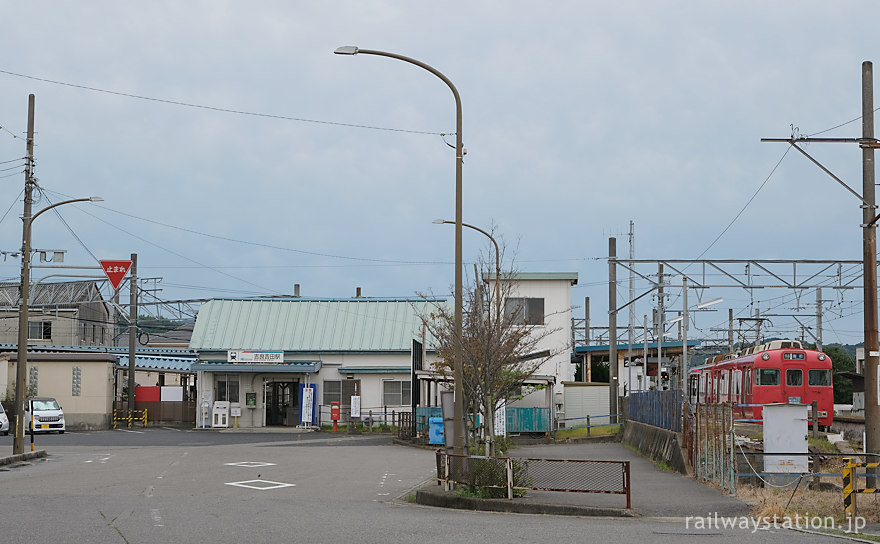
[212,401,230,428]
[428,417,444,445]
[763,403,808,487]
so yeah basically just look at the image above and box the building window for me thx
[383,380,411,406]
[323,379,360,405]
[504,297,544,325]
[27,320,52,340]
[216,376,239,402]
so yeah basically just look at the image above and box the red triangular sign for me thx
[100,260,133,290]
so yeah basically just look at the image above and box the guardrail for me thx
[435,450,631,508]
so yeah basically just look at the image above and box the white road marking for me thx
[115,429,144,434]
[150,508,164,527]
[145,486,154,498]
[225,479,296,491]
[162,427,183,431]
[224,461,277,468]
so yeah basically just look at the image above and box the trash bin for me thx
[428,417,444,445]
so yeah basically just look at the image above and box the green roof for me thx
[190,298,445,352]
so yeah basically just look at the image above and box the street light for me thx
[433,219,500,323]
[336,46,466,456]
[13,196,102,454]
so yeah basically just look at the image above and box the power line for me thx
[0,68,450,137]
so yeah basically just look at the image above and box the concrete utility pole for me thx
[760,61,880,481]
[584,297,591,382]
[13,94,36,455]
[861,62,879,480]
[628,221,635,397]
[681,277,688,392]
[728,308,734,353]
[128,253,137,412]
[608,238,618,421]
[815,288,823,351]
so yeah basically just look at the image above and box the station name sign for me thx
[227,350,284,364]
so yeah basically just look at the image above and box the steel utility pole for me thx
[13,94,36,455]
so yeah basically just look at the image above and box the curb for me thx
[0,450,48,467]
[415,486,635,518]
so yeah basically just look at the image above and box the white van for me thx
[25,397,65,434]
[0,401,8,435]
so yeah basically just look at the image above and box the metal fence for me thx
[694,403,735,493]
[435,450,631,508]
[627,389,682,432]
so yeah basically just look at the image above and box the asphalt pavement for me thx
[0,428,871,543]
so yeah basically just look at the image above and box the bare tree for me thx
[420,244,561,457]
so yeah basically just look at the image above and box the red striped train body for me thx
[688,340,833,427]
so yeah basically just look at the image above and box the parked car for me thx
[25,397,65,434]
[0,401,8,435]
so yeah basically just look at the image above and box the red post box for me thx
[330,401,340,432]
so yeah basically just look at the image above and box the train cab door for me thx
[781,363,806,405]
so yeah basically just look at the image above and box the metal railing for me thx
[435,450,631,508]
[558,413,621,435]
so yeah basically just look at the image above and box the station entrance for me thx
[266,380,299,426]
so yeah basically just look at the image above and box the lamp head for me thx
[334,46,359,55]
[432,219,447,225]
[89,196,104,202]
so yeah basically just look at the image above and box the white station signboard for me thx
[227,350,284,363]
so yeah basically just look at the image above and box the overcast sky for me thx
[0,2,878,346]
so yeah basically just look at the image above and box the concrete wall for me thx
[5,354,116,430]
[622,419,689,475]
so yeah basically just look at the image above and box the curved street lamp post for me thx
[335,46,466,456]
[433,219,500,324]
[13,196,102,454]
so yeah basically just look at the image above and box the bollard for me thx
[586,415,591,437]
[368,410,373,432]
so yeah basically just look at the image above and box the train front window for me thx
[756,368,779,386]
[808,369,832,386]
[786,369,803,386]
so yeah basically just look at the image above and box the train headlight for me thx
[761,353,770,360]
[818,353,826,361]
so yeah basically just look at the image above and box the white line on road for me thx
[115,429,144,434]
[150,508,164,527]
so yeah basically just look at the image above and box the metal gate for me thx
[693,403,735,493]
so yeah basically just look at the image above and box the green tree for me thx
[419,248,560,457]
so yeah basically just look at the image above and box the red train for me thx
[687,340,834,427]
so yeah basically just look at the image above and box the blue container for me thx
[428,417,444,445]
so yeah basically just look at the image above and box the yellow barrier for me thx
[112,408,148,429]
[843,458,880,520]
